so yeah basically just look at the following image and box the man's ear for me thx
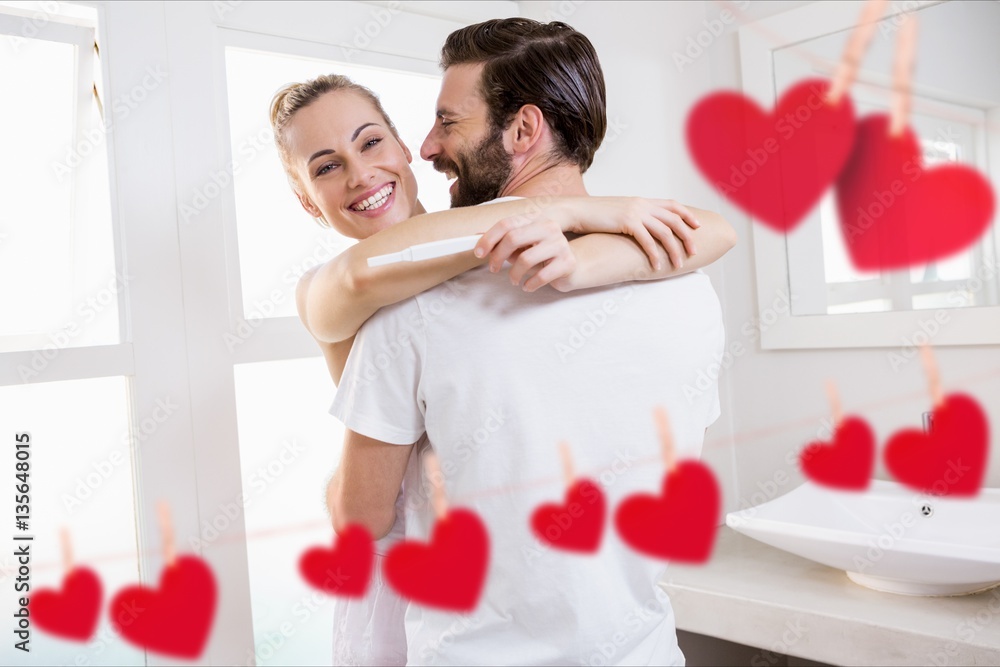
[295,189,323,218]
[506,104,547,156]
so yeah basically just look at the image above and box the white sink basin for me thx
[726,479,1000,596]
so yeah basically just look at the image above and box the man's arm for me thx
[549,206,737,292]
[327,429,416,540]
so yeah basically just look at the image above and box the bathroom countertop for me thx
[659,526,1000,666]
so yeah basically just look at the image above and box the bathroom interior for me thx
[1,0,998,665]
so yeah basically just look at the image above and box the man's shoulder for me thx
[356,293,425,336]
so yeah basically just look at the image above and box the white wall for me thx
[520,0,1000,524]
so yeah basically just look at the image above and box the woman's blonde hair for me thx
[269,73,400,199]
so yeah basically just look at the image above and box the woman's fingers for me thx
[523,254,575,292]
[654,200,701,229]
[645,215,686,271]
[651,209,697,257]
[509,237,573,288]
[627,222,663,272]
[475,214,532,261]
[488,219,562,273]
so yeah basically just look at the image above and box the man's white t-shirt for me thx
[330,211,725,666]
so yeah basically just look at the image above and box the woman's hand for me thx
[474,197,701,284]
[473,216,577,292]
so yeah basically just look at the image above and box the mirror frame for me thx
[738,0,1000,349]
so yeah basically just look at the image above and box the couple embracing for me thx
[271,17,734,667]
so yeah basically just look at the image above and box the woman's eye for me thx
[316,163,337,176]
[363,137,382,150]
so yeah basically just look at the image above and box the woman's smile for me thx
[349,181,397,217]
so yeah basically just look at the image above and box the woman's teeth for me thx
[352,184,393,211]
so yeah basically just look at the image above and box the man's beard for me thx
[436,125,514,208]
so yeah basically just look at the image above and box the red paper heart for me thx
[29,567,102,641]
[835,114,995,270]
[299,524,374,597]
[614,460,720,563]
[884,393,989,497]
[109,555,217,659]
[799,416,876,490]
[530,479,606,553]
[686,78,856,232]
[384,508,489,612]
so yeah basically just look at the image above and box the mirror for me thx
[774,0,1000,316]
[739,0,1000,348]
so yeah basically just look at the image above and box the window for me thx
[0,377,143,666]
[0,12,120,354]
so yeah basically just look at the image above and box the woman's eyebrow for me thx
[308,148,335,164]
[307,123,384,164]
[351,122,380,140]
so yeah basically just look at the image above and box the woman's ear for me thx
[398,136,414,164]
[295,190,323,219]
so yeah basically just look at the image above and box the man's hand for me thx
[473,197,701,290]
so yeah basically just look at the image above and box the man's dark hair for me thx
[441,18,607,172]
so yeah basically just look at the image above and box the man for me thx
[329,18,728,665]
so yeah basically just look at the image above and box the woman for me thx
[269,74,734,665]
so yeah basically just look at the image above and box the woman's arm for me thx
[297,267,355,386]
[302,197,701,344]
[475,199,737,292]
[547,206,737,292]
[303,198,568,344]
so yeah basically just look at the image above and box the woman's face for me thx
[285,90,418,239]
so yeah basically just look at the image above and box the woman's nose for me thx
[346,161,376,190]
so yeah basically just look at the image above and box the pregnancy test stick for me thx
[366,234,484,267]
